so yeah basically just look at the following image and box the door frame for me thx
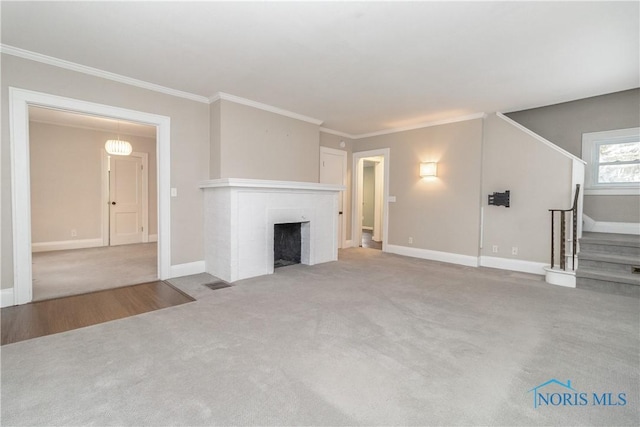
[103,151,149,246]
[352,148,390,251]
[320,146,347,249]
[9,87,171,305]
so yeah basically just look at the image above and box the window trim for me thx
[582,127,640,196]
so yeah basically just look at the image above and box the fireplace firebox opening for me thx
[274,222,302,268]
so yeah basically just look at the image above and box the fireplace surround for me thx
[200,178,344,282]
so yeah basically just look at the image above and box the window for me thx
[582,128,640,195]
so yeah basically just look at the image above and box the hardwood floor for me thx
[1,281,194,346]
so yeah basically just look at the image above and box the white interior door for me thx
[109,155,143,246]
[320,147,347,248]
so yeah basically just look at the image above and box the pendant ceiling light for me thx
[105,121,132,156]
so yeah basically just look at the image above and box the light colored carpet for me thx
[32,243,157,301]
[2,248,638,426]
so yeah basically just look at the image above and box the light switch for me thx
[171,188,177,197]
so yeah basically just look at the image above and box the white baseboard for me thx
[170,260,205,278]
[31,238,104,253]
[386,244,479,267]
[148,234,158,242]
[543,267,576,288]
[1,288,15,307]
[583,214,639,235]
[479,256,546,276]
[343,240,353,248]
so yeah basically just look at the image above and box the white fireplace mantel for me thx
[200,178,345,282]
[199,178,344,192]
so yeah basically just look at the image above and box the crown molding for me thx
[353,113,488,139]
[210,92,324,126]
[1,44,210,104]
[319,127,355,139]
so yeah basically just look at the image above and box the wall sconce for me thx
[420,162,437,178]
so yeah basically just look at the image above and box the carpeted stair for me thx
[577,232,640,297]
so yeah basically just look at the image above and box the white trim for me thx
[149,234,158,242]
[479,256,546,275]
[1,288,15,308]
[320,127,354,139]
[543,267,576,288]
[496,112,586,164]
[387,244,480,267]
[1,44,209,104]
[9,87,171,306]
[352,149,390,252]
[170,260,205,278]
[31,238,103,253]
[101,150,110,247]
[582,214,640,235]
[354,113,487,139]
[199,178,344,191]
[344,239,353,248]
[362,226,373,231]
[211,92,323,126]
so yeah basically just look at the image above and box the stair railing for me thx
[549,184,580,271]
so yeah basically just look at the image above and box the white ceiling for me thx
[3,1,638,136]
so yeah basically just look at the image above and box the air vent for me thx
[203,281,232,290]
[632,266,640,274]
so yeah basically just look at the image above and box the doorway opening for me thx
[353,149,390,251]
[28,106,158,301]
[9,88,171,306]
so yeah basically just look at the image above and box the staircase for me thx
[576,232,640,297]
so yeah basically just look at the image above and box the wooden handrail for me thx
[549,184,580,271]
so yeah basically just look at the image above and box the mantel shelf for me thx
[199,178,344,192]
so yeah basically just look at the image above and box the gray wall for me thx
[506,89,640,222]
[353,119,484,257]
[29,121,157,243]
[2,54,210,289]
[482,114,573,263]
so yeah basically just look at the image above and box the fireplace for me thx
[200,178,344,282]
[274,222,302,268]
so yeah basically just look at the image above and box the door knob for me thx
[111,202,116,205]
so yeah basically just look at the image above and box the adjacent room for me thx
[1,1,638,426]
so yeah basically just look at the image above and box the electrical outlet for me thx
[512,247,518,255]
[408,237,414,244]
[71,229,77,238]
[492,245,498,253]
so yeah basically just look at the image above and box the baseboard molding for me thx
[479,256,546,276]
[386,244,479,267]
[170,260,205,278]
[582,214,639,235]
[1,288,15,307]
[148,234,158,242]
[344,240,353,248]
[31,238,104,253]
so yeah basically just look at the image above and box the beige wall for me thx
[216,100,320,182]
[363,166,375,228]
[209,100,221,179]
[353,119,484,257]
[506,89,640,222]
[29,121,157,243]
[2,54,210,289]
[482,113,573,263]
